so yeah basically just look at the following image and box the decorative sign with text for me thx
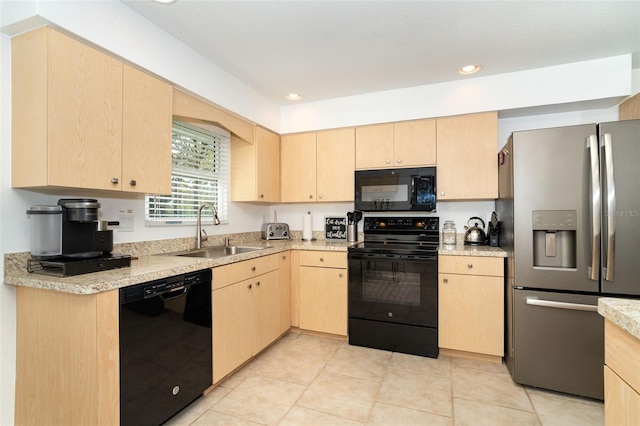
[324,216,347,240]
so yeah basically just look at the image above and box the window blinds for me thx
[146,121,229,223]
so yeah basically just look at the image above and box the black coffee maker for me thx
[58,199,113,258]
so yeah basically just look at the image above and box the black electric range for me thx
[348,216,440,358]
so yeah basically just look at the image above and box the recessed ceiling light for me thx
[459,64,481,75]
[286,93,303,101]
[152,0,177,4]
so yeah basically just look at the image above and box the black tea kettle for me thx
[464,217,486,245]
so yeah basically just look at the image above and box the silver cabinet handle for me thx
[603,133,616,282]
[111,178,119,184]
[588,134,601,281]
[525,297,597,312]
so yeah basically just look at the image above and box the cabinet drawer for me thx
[299,251,347,268]
[212,254,279,290]
[439,255,503,277]
[605,319,640,392]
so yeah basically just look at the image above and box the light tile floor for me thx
[167,331,604,426]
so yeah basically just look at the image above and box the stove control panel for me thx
[363,217,439,231]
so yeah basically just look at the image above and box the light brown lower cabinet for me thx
[604,319,640,425]
[298,251,348,336]
[14,287,119,426]
[279,251,292,334]
[211,254,284,383]
[438,255,504,361]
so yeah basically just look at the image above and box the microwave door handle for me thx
[603,133,616,282]
[587,135,600,281]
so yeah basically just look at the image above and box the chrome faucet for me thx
[196,203,221,249]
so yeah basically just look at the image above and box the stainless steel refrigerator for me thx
[497,119,640,400]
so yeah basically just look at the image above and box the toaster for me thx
[261,223,290,240]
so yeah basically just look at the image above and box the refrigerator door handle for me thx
[587,134,600,281]
[525,297,598,312]
[602,133,616,282]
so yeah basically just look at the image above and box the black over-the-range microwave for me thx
[354,167,436,212]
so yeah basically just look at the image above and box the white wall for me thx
[280,55,631,133]
[0,2,636,425]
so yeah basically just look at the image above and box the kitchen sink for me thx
[166,245,271,258]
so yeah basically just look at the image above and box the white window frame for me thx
[145,121,229,226]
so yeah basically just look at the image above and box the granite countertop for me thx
[4,239,353,295]
[438,241,506,258]
[598,297,640,340]
[5,235,506,294]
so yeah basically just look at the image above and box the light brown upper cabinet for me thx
[355,119,436,169]
[281,132,317,202]
[436,112,498,200]
[281,128,355,202]
[122,64,173,194]
[11,27,172,194]
[316,128,355,202]
[231,126,280,202]
[619,92,640,120]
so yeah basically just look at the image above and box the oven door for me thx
[348,252,438,356]
[348,253,438,327]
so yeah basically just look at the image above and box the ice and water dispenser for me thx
[532,210,577,269]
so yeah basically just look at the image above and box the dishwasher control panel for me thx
[120,269,212,304]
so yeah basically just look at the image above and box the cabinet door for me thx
[15,287,119,425]
[438,273,504,356]
[355,123,394,169]
[299,266,347,336]
[436,112,498,200]
[394,119,436,167]
[212,281,253,383]
[281,132,317,202]
[122,65,172,194]
[317,128,355,201]
[256,126,281,202]
[279,252,292,335]
[605,366,640,426]
[252,270,281,354]
[48,29,124,191]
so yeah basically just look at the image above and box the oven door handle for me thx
[348,253,437,261]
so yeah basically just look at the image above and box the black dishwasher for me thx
[119,269,212,426]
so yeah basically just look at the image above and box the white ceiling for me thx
[122,0,640,106]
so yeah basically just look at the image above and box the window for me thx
[146,121,229,225]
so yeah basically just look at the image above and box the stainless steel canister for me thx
[26,205,62,258]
